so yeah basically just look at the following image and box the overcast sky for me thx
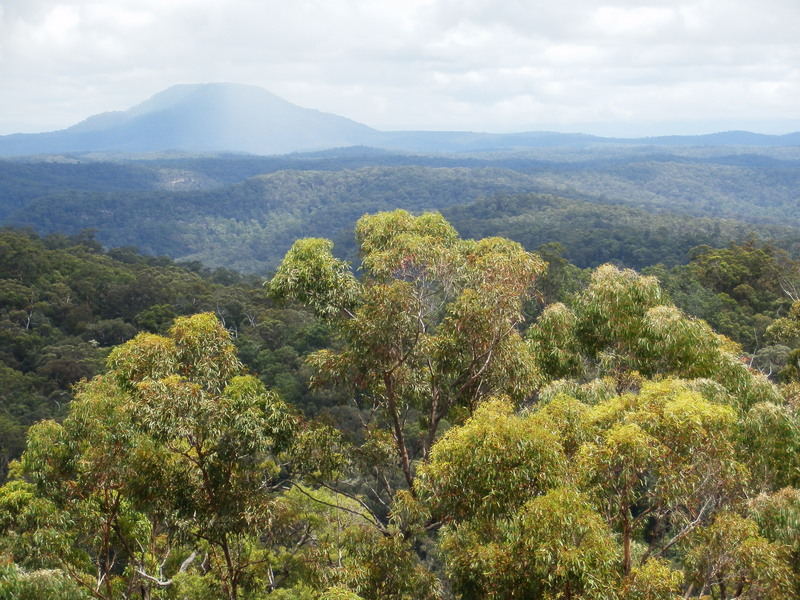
[1,0,799,136]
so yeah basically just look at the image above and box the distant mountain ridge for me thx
[0,83,380,156]
[1,83,799,156]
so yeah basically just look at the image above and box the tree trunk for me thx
[385,374,415,494]
[622,511,632,575]
[221,536,238,600]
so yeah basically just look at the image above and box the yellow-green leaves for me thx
[685,512,794,599]
[170,312,243,392]
[439,487,619,600]
[579,421,663,506]
[748,487,800,591]
[621,558,683,600]
[739,401,800,491]
[6,312,297,600]
[640,305,720,377]
[527,302,584,379]
[356,210,460,281]
[269,238,360,321]
[268,211,546,494]
[513,487,620,600]
[528,263,784,411]
[320,586,365,600]
[420,397,565,522]
[107,331,177,389]
[576,380,743,574]
[291,421,352,482]
[108,312,242,394]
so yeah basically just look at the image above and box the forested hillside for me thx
[0,229,331,481]
[443,192,799,270]
[2,212,800,599]
[1,146,799,272]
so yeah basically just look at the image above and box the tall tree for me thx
[1,313,297,600]
[269,210,545,494]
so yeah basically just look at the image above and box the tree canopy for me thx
[269,210,545,493]
[2,212,800,599]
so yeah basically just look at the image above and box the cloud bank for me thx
[1,0,799,135]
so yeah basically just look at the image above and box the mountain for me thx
[1,83,799,156]
[0,83,380,155]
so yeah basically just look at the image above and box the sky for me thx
[1,0,799,137]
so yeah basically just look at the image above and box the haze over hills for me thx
[1,83,800,156]
[0,83,380,156]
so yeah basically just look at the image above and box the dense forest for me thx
[1,204,800,599]
[2,147,800,272]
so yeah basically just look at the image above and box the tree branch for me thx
[135,569,173,587]
[292,483,390,536]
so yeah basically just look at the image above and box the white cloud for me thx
[588,6,680,37]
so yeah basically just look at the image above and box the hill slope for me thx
[0,83,379,155]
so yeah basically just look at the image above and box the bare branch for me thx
[179,550,199,573]
[292,483,390,536]
[135,569,173,587]
[644,497,715,564]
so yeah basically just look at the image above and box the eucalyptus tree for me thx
[106,313,297,599]
[269,210,545,494]
[575,380,744,575]
[767,300,800,382]
[749,487,800,594]
[684,512,794,599]
[418,399,618,600]
[1,313,297,600]
[437,486,621,600]
[528,263,782,409]
[418,382,744,598]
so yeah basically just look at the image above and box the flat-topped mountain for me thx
[1,83,799,156]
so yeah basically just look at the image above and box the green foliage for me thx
[765,301,800,382]
[270,210,545,495]
[420,370,799,596]
[527,392,593,457]
[7,148,800,274]
[290,421,352,482]
[269,238,360,321]
[0,559,91,600]
[333,527,441,600]
[689,241,783,307]
[0,228,336,481]
[1,314,299,600]
[739,402,800,490]
[320,586,365,600]
[748,486,800,594]
[647,242,799,357]
[684,512,794,599]
[419,397,565,521]
[748,487,800,595]
[577,380,743,573]
[439,487,619,600]
[9,164,547,273]
[445,190,800,272]
[529,263,782,410]
[530,264,722,382]
[5,194,800,599]
[511,487,620,600]
[620,558,683,600]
